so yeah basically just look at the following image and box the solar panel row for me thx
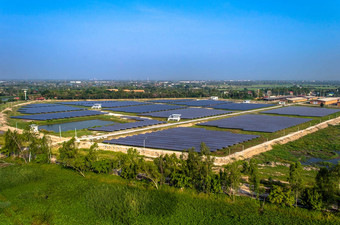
[59,101,148,108]
[148,99,194,104]
[18,105,83,114]
[12,110,107,121]
[103,127,259,152]
[262,106,340,117]
[172,100,231,107]
[22,103,63,108]
[141,108,232,119]
[199,114,312,133]
[212,103,275,111]
[105,104,184,113]
[89,119,165,132]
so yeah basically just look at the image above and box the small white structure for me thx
[168,114,181,122]
[91,103,102,109]
[279,101,286,105]
[243,100,251,103]
[30,124,39,133]
[210,96,219,100]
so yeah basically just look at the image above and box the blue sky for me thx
[0,0,339,80]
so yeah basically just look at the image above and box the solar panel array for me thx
[148,99,194,104]
[262,106,340,117]
[141,108,232,119]
[106,104,184,113]
[199,114,312,132]
[212,103,275,111]
[173,100,231,107]
[12,110,107,121]
[22,103,63,108]
[103,127,259,152]
[121,116,148,121]
[18,105,82,114]
[59,101,148,108]
[89,119,165,132]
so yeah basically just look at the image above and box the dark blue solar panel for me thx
[18,105,82,114]
[172,100,231,107]
[141,108,232,119]
[148,99,194,104]
[58,101,148,108]
[89,119,165,132]
[199,114,312,133]
[12,110,107,121]
[22,103,63,108]
[105,104,184,113]
[262,106,340,117]
[103,127,259,152]
[212,103,275,111]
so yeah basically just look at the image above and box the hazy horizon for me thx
[1,0,339,80]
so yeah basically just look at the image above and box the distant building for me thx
[168,114,181,122]
[91,103,102,109]
[286,97,306,103]
[310,98,339,106]
[106,89,145,93]
[70,81,81,84]
[263,95,293,101]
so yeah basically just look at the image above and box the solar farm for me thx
[89,119,165,132]
[141,108,232,119]
[262,106,340,117]
[12,110,107,121]
[9,99,340,154]
[172,99,230,107]
[212,103,275,111]
[103,127,259,152]
[148,99,194,104]
[18,105,82,114]
[199,114,312,132]
[59,100,148,108]
[106,104,184,113]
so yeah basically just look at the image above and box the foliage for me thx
[315,164,340,208]
[1,164,338,224]
[268,185,295,207]
[249,159,260,198]
[301,188,323,210]
[119,148,142,179]
[288,162,303,206]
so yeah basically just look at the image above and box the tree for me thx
[249,160,260,199]
[315,164,340,208]
[119,148,141,179]
[268,185,294,207]
[224,161,242,201]
[301,188,323,210]
[2,129,23,159]
[140,160,161,189]
[180,143,215,192]
[288,162,303,206]
[85,143,99,169]
[58,138,86,177]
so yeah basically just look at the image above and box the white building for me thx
[168,114,181,122]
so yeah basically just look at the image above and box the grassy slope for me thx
[0,164,338,225]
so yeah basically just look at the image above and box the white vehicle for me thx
[243,100,251,103]
[168,114,181,122]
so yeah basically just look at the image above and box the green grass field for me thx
[0,163,338,225]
